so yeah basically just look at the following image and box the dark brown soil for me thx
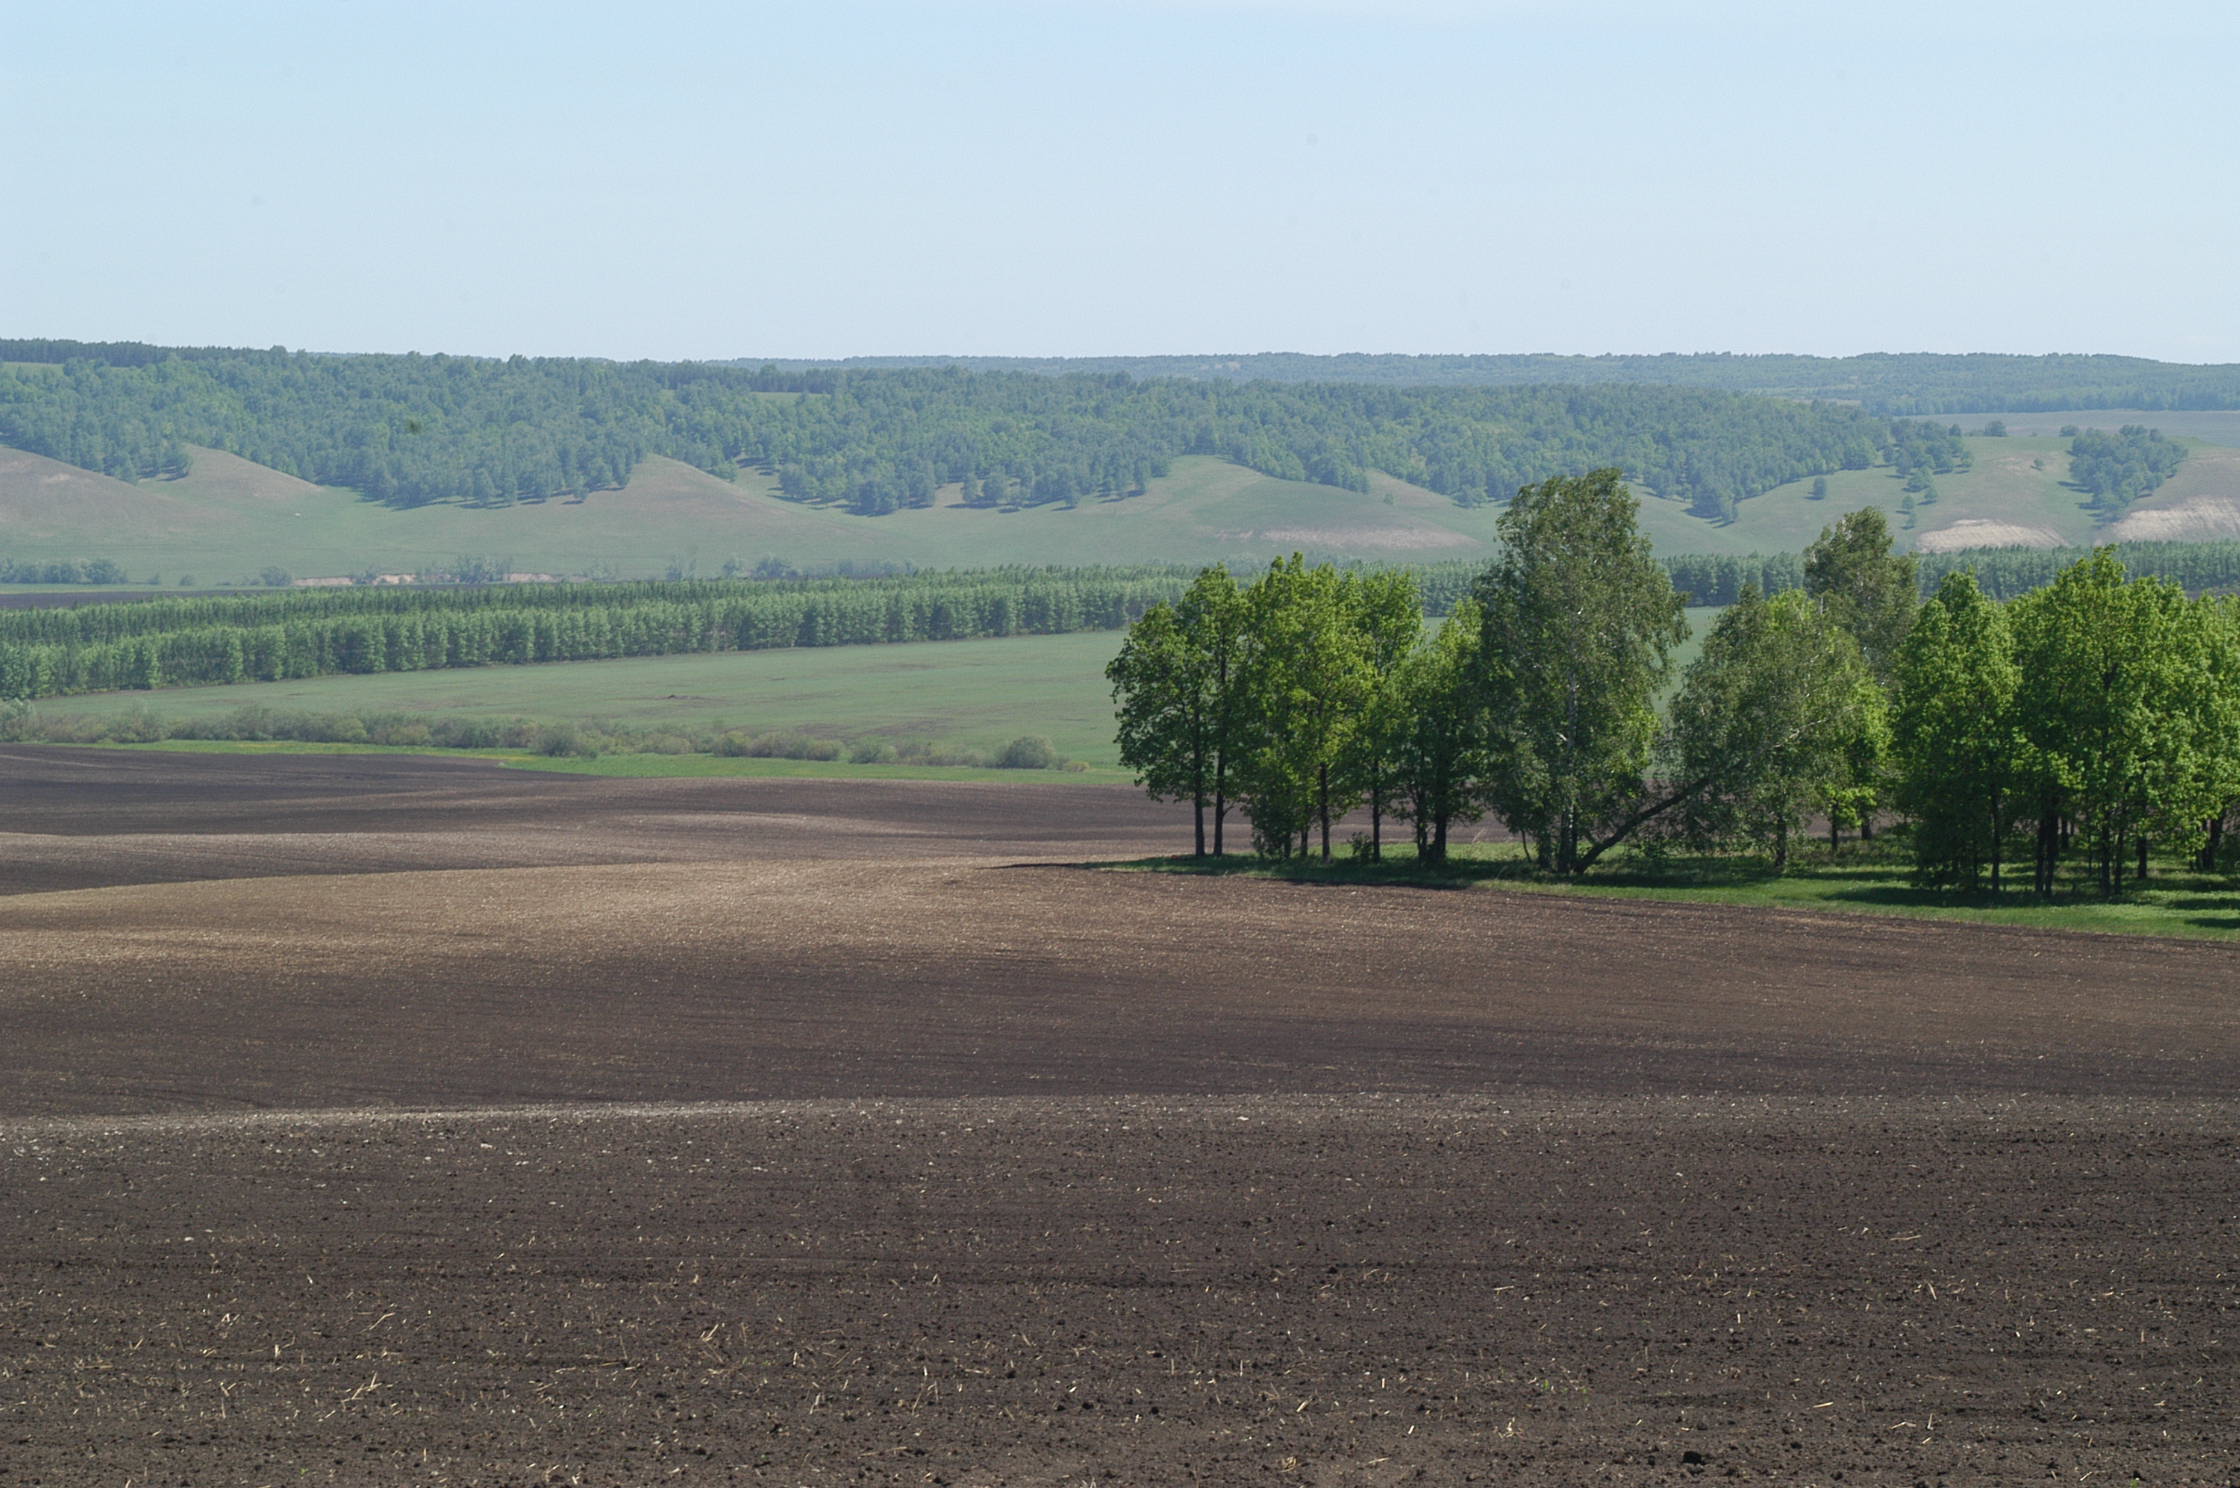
[0,747,2233,1485]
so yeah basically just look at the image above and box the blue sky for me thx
[3,0,2235,362]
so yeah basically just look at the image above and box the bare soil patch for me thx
[0,748,2232,1485]
[1912,517,2067,552]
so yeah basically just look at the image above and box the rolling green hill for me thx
[10,436,2234,581]
[0,448,1502,582]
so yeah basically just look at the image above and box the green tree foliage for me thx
[0,558,130,585]
[1915,540,2240,601]
[1387,599,1494,863]
[0,340,1909,518]
[0,568,1186,701]
[2067,425,2187,514]
[1339,569,1424,860]
[1107,566,1248,856]
[1474,469,1687,874]
[1891,570,2021,891]
[1109,541,2240,896]
[707,348,2240,415]
[1803,506,1919,681]
[1233,558,1377,860]
[1661,589,1885,872]
[2008,553,2231,896]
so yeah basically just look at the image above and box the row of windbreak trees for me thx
[1109,472,2240,895]
[0,569,1188,701]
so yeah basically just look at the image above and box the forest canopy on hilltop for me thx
[733,351,2240,415]
[3,340,1944,522]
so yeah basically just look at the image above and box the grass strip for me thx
[1107,837,2240,942]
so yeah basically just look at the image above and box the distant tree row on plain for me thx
[720,349,2240,415]
[0,569,1189,700]
[0,558,130,586]
[1,339,1964,522]
[1109,475,2240,896]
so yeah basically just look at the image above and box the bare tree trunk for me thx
[1989,787,2002,895]
[1365,774,1378,862]
[1318,763,1332,862]
[2138,834,2149,882]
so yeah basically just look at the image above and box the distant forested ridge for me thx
[2,339,1921,522]
[727,351,2240,415]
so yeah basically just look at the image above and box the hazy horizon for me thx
[6,0,2236,364]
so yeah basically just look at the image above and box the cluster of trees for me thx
[3,339,1954,521]
[1106,559,1439,858]
[724,350,2240,414]
[1895,554,2240,896]
[0,558,129,585]
[1111,473,2240,895]
[0,568,1188,701]
[2067,425,2188,513]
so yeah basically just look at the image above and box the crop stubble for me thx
[0,748,2233,1485]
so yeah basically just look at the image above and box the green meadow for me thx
[38,630,1137,768]
[1119,835,2240,942]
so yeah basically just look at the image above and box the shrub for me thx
[996,735,1060,770]
[533,722,594,757]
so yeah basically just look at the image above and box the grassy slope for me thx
[793,458,1499,569]
[0,448,1496,578]
[10,423,2230,577]
[41,631,1136,768]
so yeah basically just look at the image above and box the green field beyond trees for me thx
[31,631,1132,770]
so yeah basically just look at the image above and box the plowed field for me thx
[1,748,2233,1485]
